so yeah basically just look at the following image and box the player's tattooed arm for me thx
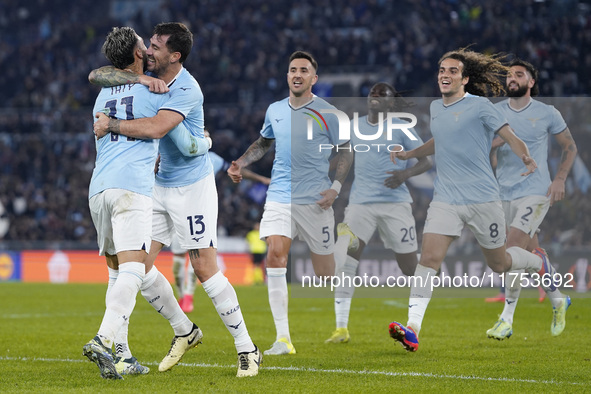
[108,118,121,134]
[88,66,169,93]
[315,142,353,210]
[228,137,274,183]
[332,142,354,185]
[88,66,139,86]
[240,137,274,166]
[554,127,577,182]
[548,127,578,204]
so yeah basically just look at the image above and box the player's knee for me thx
[488,259,507,274]
[314,265,334,277]
[396,253,419,276]
[188,249,218,278]
[400,263,417,277]
[418,252,442,271]
[266,246,287,267]
[311,254,335,277]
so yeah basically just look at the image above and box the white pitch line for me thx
[0,356,586,386]
[1,310,154,320]
[1,312,101,319]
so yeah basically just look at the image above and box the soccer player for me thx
[486,58,577,340]
[84,26,207,380]
[92,23,261,377]
[174,137,271,313]
[228,51,353,355]
[388,48,563,352]
[325,82,431,344]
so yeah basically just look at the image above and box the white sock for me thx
[500,269,523,324]
[266,267,290,342]
[202,271,254,353]
[507,247,542,271]
[407,264,436,335]
[172,254,186,298]
[106,267,118,297]
[547,288,565,309]
[507,247,562,294]
[334,255,359,329]
[183,264,198,296]
[333,232,350,271]
[114,319,132,359]
[97,262,144,347]
[141,265,193,336]
[106,267,132,358]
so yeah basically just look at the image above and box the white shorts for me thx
[152,172,218,250]
[89,189,152,256]
[424,201,506,249]
[502,195,550,237]
[260,201,335,255]
[344,202,417,254]
[169,234,185,254]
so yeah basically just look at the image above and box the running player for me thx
[486,58,577,340]
[388,48,562,352]
[228,51,353,355]
[325,82,431,343]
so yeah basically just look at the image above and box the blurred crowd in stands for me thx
[1,0,590,249]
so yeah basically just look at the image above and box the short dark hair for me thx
[102,27,139,69]
[153,22,193,63]
[289,51,318,71]
[508,58,539,96]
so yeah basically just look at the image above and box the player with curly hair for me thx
[388,48,563,352]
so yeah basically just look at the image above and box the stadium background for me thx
[0,0,590,288]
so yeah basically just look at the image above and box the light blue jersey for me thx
[156,67,213,187]
[495,99,567,200]
[209,151,229,175]
[260,97,344,204]
[349,115,423,204]
[430,94,507,205]
[89,83,163,198]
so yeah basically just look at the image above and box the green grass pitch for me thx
[1,282,589,392]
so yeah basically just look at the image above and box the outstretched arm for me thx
[316,142,354,210]
[548,127,578,205]
[384,156,432,189]
[390,138,435,164]
[227,136,275,183]
[241,168,271,185]
[89,66,169,93]
[497,125,537,176]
